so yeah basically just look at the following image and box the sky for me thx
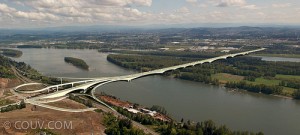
[0,0,299,28]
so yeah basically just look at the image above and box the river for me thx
[13,48,300,135]
[252,56,300,62]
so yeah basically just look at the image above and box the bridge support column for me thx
[60,78,63,84]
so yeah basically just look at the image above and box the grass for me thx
[246,77,297,97]
[246,77,281,86]
[282,87,297,97]
[211,73,244,84]
[3,90,13,97]
[0,99,14,106]
[275,74,300,81]
[212,73,299,97]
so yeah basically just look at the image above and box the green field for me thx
[211,73,297,96]
[0,99,14,106]
[246,77,281,86]
[245,77,297,96]
[212,73,244,84]
[282,87,297,96]
[275,74,300,80]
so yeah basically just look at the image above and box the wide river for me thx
[13,48,300,135]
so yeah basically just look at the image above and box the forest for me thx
[0,55,63,85]
[64,57,89,70]
[0,49,23,57]
[0,55,16,78]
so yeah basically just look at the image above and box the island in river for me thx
[0,49,23,58]
[64,57,89,70]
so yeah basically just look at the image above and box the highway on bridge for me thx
[15,48,265,102]
[12,48,265,135]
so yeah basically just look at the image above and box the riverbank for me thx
[98,93,171,122]
[97,93,264,135]
[106,53,300,100]
[0,49,23,58]
[7,48,300,135]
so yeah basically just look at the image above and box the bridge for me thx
[14,48,265,109]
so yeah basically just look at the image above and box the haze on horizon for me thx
[0,0,299,28]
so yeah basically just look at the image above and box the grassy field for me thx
[282,87,297,96]
[211,73,244,84]
[246,77,281,86]
[252,54,300,58]
[0,99,14,106]
[212,73,299,97]
[245,77,297,96]
[275,74,300,80]
[274,75,300,96]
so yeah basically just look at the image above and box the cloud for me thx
[186,0,198,4]
[18,0,152,8]
[0,3,59,20]
[212,0,246,7]
[0,0,152,25]
[14,11,59,20]
[272,3,291,8]
[0,0,299,28]
[0,3,16,12]
[176,7,190,14]
[242,4,259,10]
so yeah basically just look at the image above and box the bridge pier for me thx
[15,48,265,100]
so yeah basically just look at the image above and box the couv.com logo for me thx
[1,120,73,130]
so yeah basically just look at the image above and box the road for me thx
[11,48,266,135]
[74,93,158,135]
[11,66,34,83]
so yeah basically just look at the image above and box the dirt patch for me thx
[0,78,9,89]
[0,78,22,89]
[100,95,132,108]
[46,99,89,109]
[0,104,105,135]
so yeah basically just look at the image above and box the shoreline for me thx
[146,73,298,101]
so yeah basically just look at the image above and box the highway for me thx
[12,48,265,135]
[15,48,266,101]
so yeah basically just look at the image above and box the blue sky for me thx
[0,0,299,28]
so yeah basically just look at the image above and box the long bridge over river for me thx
[13,48,265,112]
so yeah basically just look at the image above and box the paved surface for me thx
[16,48,265,101]
[26,99,97,112]
[11,48,265,135]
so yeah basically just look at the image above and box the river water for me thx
[252,56,300,62]
[13,48,300,135]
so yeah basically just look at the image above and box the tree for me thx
[293,90,300,99]
[119,119,132,129]
[86,100,93,108]
[20,100,26,109]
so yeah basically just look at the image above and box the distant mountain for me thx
[0,24,300,36]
